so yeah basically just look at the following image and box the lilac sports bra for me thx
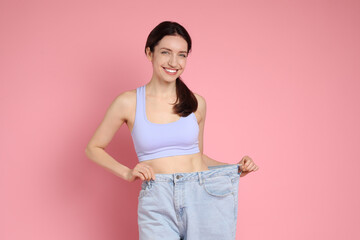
[130,85,200,162]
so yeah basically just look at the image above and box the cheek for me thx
[152,59,163,68]
[180,60,187,69]
[179,57,187,65]
[158,57,169,67]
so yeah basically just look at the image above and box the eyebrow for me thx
[160,47,188,53]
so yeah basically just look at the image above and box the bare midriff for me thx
[140,152,209,174]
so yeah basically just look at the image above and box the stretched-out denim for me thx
[137,163,242,240]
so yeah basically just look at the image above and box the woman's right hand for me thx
[125,163,156,182]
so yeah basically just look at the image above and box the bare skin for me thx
[85,35,259,183]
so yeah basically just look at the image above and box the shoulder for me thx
[113,88,136,108]
[193,92,207,122]
[193,92,206,110]
[109,88,137,121]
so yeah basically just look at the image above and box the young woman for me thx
[85,21,259,240]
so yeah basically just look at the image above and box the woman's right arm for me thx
[85,91,132,181]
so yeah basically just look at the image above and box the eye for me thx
[180,54,187,58]
[161,51,169,54]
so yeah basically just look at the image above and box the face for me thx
[146,35,188,83]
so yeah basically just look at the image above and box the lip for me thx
[162,67,178,75]
[163,67,178,71]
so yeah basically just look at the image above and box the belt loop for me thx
[198,172,203,185]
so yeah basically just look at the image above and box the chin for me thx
[164,78,177,83]
[162,75,179,81]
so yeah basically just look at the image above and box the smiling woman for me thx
[147,36,189,79]
[144,29,193,113]
[85,20,259,240]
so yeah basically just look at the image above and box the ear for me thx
[145,47,153,62]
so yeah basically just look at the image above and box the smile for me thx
[163,67,178,75]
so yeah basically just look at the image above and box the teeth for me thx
[164,68,177,73]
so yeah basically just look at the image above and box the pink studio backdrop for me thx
[1,0,359,239]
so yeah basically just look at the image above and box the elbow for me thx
[85,146,94,158]
[85,145,103,159]
[85,147,90,158]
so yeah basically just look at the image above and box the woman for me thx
[85,21,259,240]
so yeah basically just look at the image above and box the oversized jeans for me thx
[137,163,242,240]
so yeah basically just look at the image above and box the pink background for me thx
[1,0,359,239]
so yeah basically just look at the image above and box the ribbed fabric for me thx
[131,85,200,162]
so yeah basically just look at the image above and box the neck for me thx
[146,80,177,99]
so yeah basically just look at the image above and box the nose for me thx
[168,53,178,67]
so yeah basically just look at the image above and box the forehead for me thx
[156,35,188,52]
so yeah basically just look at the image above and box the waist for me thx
[139,152,208,174]
[141,164,241,190]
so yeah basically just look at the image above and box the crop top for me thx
[130,84,200,162]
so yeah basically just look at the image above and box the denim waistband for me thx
[143,163,242,184]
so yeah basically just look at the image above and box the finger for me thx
[134,171,145,181]
[137,166,149,180]
[247,162,255,171]
[242,162,250,171]
[143,166,154,180]
[142,165,155,180]
[148,167,156,180]
[141,167,151,180]
[250,165,258,171]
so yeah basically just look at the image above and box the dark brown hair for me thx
[145,21,198,117]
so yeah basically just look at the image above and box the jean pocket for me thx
[203,175,233,197]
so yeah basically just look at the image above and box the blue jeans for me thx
[137,163,242,240]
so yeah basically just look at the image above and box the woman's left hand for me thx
[237,155,259,177]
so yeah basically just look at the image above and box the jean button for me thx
[176,175,182,179]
